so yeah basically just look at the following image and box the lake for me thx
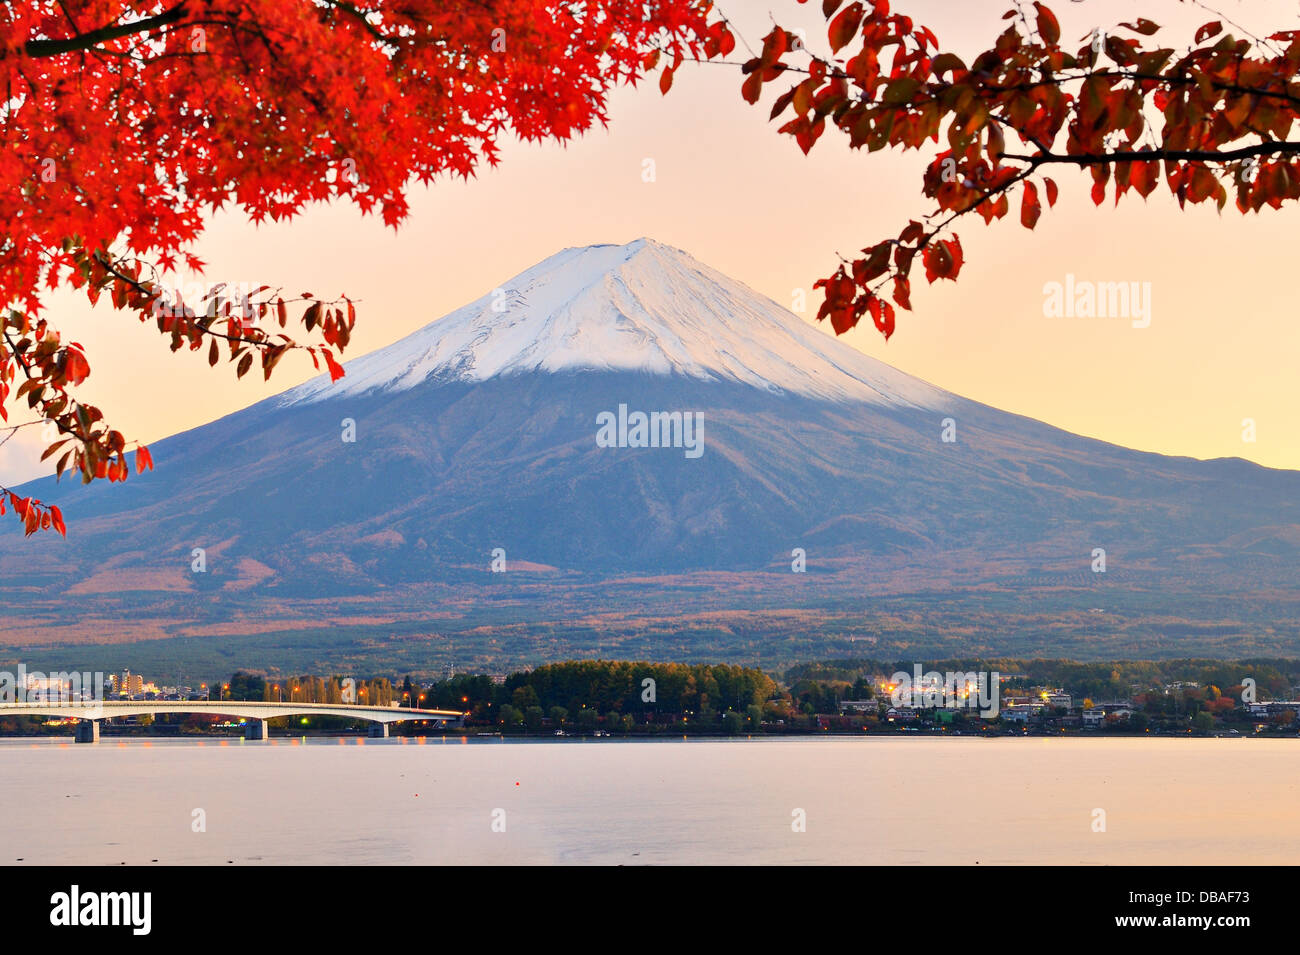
[3,736,1295,865]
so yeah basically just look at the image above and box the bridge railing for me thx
[0,700,467,722]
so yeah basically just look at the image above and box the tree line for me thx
[784,658,1298,702]
[222,671,394,706]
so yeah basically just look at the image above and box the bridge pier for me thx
[244,719,270,741]
[367,723,389,738]
[74,719,100,744]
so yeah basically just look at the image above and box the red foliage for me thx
[731,0,1300,337]
[1,0,717,532]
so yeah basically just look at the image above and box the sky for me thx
[3,0,1297,484]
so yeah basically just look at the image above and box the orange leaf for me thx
[921,237,964,283]
[64,349,90,386]
[1021,181,1042,229]
[1032,2,1060,45]
[828,2,864,53]
[1194,21,1222,43]
[303,302,322,332]
[892,276,912,311]
[322,349,346,382]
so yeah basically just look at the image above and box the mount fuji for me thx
[3,238,1298,673]
[284,238,948,407]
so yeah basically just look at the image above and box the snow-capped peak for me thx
[283,238,951,408]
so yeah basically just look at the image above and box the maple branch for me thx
[23,4,190,58]
[1,327,34,380]
[927,170,1032,238]
[318,0,401,48]
[1002,141,1300,167]
[0,418,45,452]
[984,71,1300,111]
[3,323,100,442]
[989,114,1052,158]
[90,251,346,350]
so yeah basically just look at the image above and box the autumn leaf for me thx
[1119,18,1160,36]
[828,2,865,53]
[892,276,912,310]
[322,349,346,382]
[921,237,964,283]
[63,349,90,386]
[1021,180,1042,229]
[1033,2,1060,45]
[303,302,323,332]
[1195,21,1222,43]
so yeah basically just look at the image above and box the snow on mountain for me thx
[283,238,951,408]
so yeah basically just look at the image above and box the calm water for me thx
[2,736,1295,865]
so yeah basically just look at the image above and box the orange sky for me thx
[3,0,1296,484]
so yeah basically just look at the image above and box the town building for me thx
[839,700,877,713]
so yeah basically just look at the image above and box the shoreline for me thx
[2,730,1295,745]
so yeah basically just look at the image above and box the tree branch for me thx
[1002,141,1300,167]
[22,4,188,58]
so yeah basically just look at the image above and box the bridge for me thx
[0,700,467,742]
